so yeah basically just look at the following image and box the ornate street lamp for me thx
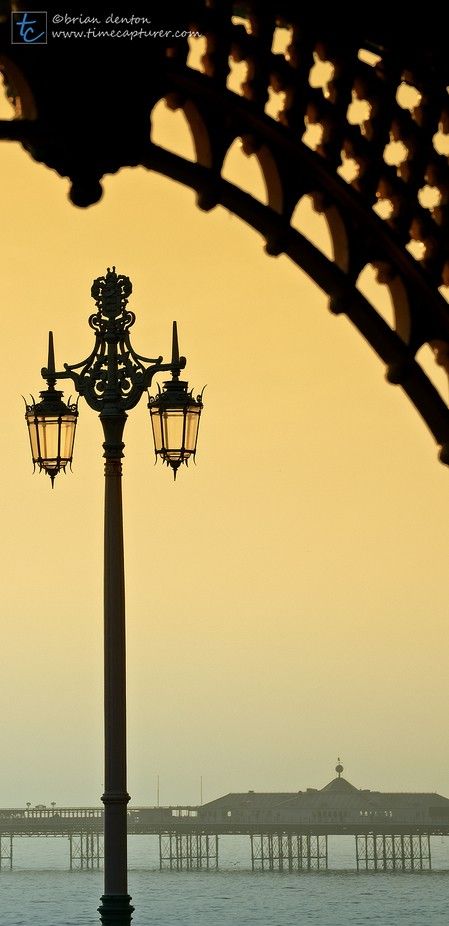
[25,267,203,926]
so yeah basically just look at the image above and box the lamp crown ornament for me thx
[90,266,134,336]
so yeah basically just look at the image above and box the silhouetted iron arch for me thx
[2,4,449,461]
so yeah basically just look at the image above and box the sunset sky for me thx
[1,87,449,810]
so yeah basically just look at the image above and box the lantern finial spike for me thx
[46,331,57,387]
[47,331,55,373]
[172,321,179,365]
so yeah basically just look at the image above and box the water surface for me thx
[1,835,448,925]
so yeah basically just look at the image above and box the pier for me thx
[1,765,448,872]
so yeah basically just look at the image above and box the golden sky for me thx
[1,96,449,808]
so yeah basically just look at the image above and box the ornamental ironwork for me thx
[4,5,449,462]
[54,268,169,413]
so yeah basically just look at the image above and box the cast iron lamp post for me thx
[25,267,203,926]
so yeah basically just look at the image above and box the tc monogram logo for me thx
[11,12,47,45]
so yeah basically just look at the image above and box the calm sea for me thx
[1,835,449,925]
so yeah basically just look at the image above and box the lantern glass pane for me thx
[60,415,77,459]
[162,409,185,459]
[185,407,201,453]
[150,408,163,452]
[26,415,39,461]
[36,416,60,462]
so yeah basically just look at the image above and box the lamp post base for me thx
[98,894,134,925]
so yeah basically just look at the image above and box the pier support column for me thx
[0,836,13,870]
[355,834,431,871]
[69,832,104,870]
[159,833,218,870]
[250,834,328,871]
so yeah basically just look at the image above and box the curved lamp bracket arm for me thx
[142,356,186,391]
[140,321,186,391]
[41,364,91,395]
[41,334,104,387]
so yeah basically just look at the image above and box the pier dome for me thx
[321,760,359,793]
